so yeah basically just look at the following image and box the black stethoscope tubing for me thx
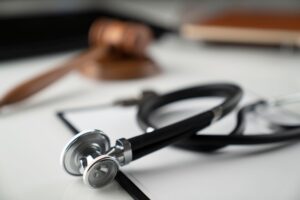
[130,84,300,160]
[128,83,243,160]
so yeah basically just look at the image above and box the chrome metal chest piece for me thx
[61,129,132,188]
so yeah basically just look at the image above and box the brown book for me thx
[181,10,300,47]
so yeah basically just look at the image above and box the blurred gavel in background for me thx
[0,19,159,108]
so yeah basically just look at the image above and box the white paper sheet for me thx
[61,93,300,200]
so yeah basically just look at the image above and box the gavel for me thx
[0,19,159,108]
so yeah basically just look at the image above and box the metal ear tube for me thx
[61,129,132,188]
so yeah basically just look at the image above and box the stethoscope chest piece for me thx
[61,129,132,188]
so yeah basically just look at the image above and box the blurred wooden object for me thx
[0,19,159,108]
[182,10,300,47]
[80,52,158,80]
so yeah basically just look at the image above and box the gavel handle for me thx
[0,48,106,108]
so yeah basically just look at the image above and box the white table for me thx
[1,35,300,199]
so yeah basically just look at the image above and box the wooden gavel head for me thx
[89,19,153,56]
[79,19,160,80]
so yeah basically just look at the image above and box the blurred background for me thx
[1,0,300,60]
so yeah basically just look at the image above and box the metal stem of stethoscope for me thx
[266,93,300,107]
[61,129,132,188]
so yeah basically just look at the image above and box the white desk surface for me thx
[1,35,300,200]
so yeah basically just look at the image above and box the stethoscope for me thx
[61,83,300,188]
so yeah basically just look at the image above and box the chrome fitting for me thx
[107,138,132,166]
[211,106,223,124]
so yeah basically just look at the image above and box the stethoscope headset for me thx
[61,83,300,188]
